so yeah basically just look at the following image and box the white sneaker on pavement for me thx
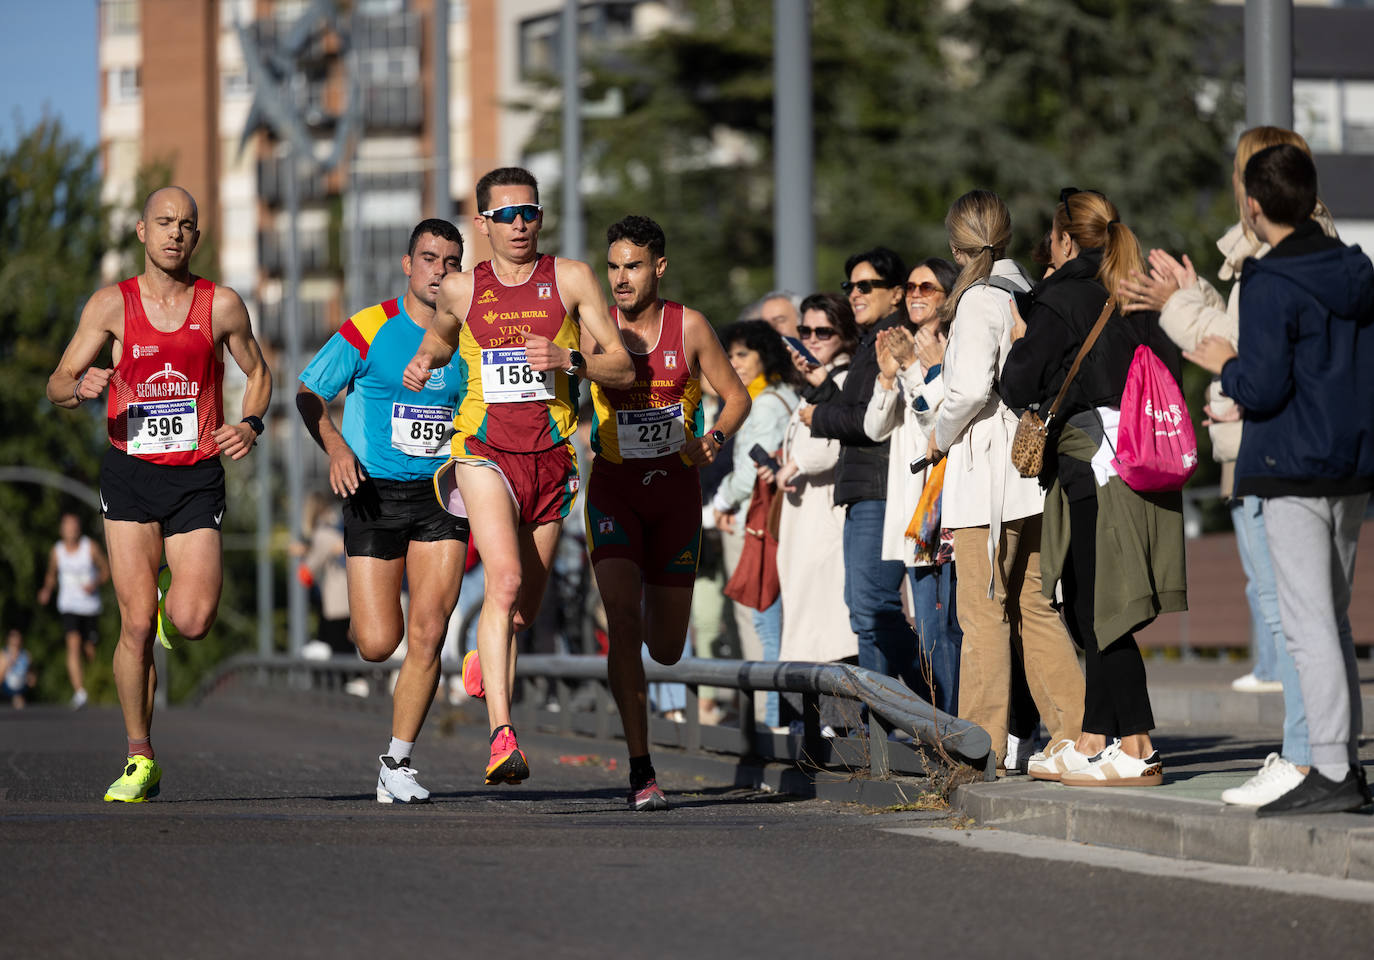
[1027,738,1098,782]
[69,688,88,710]
[1060,741,1164,787]
[1220,753,1305,806]
[1231,672,1283,694]
[377,755,430,804]
[1004,733,1035,774]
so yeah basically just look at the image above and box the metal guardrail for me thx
[198,653,997,783]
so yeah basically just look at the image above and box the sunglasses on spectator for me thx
[841,279,897,295]
[905,281,944,296]
[481,203,543,224]
[1058,187,1106,223]
[797,325,837,340]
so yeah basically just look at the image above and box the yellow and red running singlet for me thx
[589,300,703,466]
[108,276,224,465]
[450,255,580,452]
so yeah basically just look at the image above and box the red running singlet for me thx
[108,277,225,465]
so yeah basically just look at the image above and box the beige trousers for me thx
[952,515,1084,764]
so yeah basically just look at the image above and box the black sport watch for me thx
[564,349,585,375]
[710,429,726,447]
[241,415,265,436]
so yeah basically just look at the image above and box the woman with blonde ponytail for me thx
[1001,188,1187,787]
[1118,127,1338,807]
[926,190,1085,771]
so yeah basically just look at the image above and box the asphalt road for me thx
[3,696,1371,959]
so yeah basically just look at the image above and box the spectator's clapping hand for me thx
[887,326,917,370]
[1149,249,1197,291]
[1119,264,1177,314]
[1202,400,1243,426]
[875,330,899,387]
[1183,335,1237,375]
[915,326,946,369]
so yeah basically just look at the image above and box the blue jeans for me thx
[751,596,782,727]
[908,563,962,715]
[1233,496,1310,765]
[843,500,927,699]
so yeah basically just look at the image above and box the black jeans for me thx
[1062,495,1154,737]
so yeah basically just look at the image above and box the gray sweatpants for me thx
[1263,494,1368,771]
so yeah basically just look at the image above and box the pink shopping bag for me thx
[1112,344,1199,492]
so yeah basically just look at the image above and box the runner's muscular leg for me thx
[103,518,162,740]
[346,555,406,661]
[392,537,466,742]
[510,518,563,680]
[65,631,85,692]
[456,464,522,732]
[643,584,694,666]
[162,528,224,640]
[595,557,649,758]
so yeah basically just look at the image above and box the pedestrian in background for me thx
[36,511,109,708]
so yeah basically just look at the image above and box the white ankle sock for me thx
[386,737,415,763]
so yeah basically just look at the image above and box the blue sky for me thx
[0,0,99,146]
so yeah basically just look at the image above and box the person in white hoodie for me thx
[863,257,961,714]
[924,190,1085,769]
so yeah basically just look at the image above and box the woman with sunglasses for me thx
[762,294,860,719]
[925,190,1085,772]
[1000,188,1186,787]
[860,257,962,714]
[798,247,928,698]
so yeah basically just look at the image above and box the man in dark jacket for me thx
[1190,144,1374,816]
[800,246,927,696]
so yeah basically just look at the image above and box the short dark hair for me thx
[917,257,959,295]
[408,218,463,257]
[843,246,907,287]
[606,215,666,259]
[719,319,799,386]
[798,292,859,353]
[1244,144,1318,227]
[475,167,539,213]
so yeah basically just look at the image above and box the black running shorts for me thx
[59,613,101,642]
[99,447,226,536]
[343,477,470,561]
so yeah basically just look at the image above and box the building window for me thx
[108,67,141,104]
[359,48,420,85]
[101,0,139,36]
[518,3,641,81]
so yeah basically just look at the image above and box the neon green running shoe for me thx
[104,755,162,802]
[156,565,183,650]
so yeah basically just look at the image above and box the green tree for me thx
[0,117,117,701]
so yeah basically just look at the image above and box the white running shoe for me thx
[376,755,430,804]
[1027,738,1098,782]
[69,688,88,710]
[1220,753,1305,806]
[1231,672,1283,694]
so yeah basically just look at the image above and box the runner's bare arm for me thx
[296,384,364,497]
[46,286,122,409]
[214,286,272,461]
[682,309,750,467]
[406,271,472,391]
[36,547,58,605]
[530,259,633,388]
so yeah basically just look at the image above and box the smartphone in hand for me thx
[780,334,820,367]
[749,443,781,474]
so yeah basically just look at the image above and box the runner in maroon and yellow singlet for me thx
[403,167,633,786]
[46,186,271,802]
[587,215,751,810]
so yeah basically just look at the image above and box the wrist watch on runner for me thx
[564,349,584,376]
[241,415,265,436]
[710,429,726,447]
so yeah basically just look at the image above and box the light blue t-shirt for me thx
[299,296,464,482]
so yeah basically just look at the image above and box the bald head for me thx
[141,186,198,225]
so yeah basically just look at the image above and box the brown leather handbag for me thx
[1009,297,1116,478]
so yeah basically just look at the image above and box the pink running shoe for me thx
[462,649,485,700]
[629,778,670,811]
[485,724,529,785]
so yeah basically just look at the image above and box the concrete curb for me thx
[951,775,1374,882]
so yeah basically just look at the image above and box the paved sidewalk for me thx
[953,660,1374,881]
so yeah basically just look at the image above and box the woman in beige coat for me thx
[925,190,1085,769]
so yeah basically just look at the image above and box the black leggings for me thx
[1062,495,1154,738]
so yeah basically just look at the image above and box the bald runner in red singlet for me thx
[47,186,271,803]
[587,215,751,811]
[403,167,633,787]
